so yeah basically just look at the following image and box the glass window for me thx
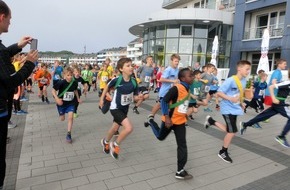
[179,54,192,68]
[220,25,232,41]
[164,54,172,67]
[143,29,149,41]
[143,41,148,55]
[279,11,285,26]
[193,38,207,54]
[167,24,180,37]
[194,25,208,38]
[180,25,193,36]
[194,2,200,8]
[166,38,178,53]
[156,26,165,38]
[156,39,165,53]
[179,38,193,54]
[149,27,156,40]
[148,40,155,54]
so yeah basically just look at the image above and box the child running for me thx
[99,58,140,160]
[34,63,52,104]
[204,60,251,163]
[72,66,87,118]
[144,68,193,180]
[52,67,81,143]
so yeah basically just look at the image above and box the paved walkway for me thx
[5,87,290,190]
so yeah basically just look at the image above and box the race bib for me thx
[258,90,265,96]
[63,92,74,101]
[40,78,48,84]
[144,76,151,83]
[55,74,60,80]
[177,100,189,114]
[121,93,133,106]
[77,82,83,90]
[204,86,210,93]
[93,76,97,81]
[194,88,200,95]
[101,76,108,82]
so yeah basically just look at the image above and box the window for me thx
[179,38,193,54]
[156,26,165,38]
[180,25,193,36]
[166,38,178,53]
[167,24,179,37]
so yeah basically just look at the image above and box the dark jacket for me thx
[0,41,35,114]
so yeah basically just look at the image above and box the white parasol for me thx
[257,28,270,74]
[210,35,218,67]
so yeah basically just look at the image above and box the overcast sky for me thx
[1,0,163,53]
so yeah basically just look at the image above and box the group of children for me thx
[45,55,290,180]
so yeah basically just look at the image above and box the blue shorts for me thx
[57,104,75,116]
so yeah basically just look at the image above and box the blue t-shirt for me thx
[52,66,63,81]
[218,76,246,116]
[108,77,139,113]
[158,66,179,98]
[265,69,282,96]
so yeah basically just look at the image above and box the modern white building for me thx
[127,38,143,66]
[96,47,127,65]
[129,0,235,68]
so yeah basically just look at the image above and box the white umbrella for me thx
[210,35,218,67]
[257,28,270,74]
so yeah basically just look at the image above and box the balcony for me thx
[243,24,284,40]
[162,0,191,9]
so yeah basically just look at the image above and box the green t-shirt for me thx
[189,80,202,103]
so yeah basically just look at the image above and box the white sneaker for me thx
[8,121,17,129]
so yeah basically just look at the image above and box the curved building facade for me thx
[129,7,234,68]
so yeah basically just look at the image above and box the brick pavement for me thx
[4,88,290,190]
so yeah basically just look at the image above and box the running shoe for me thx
[110,142,120,160]
[275,136,290,148]
[20,97,28,102]
[175,169,193,180]
[252,123,262,129]
[133,107,140,114]
[73,113,78,118]
[8,120,17,129]
[101,138,110,154]
[188,115,194,121]
[204,115,211,129]
[239,122,246,135]
[66,133,72,143]
[16,110,28,115]
[218,149,232,163]
[45,98,50,104]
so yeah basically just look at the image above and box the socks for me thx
[222,146,228,152]
[208,117,216,125]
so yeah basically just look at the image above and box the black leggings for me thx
[149,120,187,171]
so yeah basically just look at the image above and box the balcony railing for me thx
[243,24,284,40]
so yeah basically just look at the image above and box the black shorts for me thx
[209,90,217,95]
[188,102,198,108]
[39,85,47,91]
[26,78,33,86]
[222,114,238,133]
[138,86,149,95]
[110,109,128,125]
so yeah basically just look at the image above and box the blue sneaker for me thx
[275,136,290,148]
[239,122,246,135]
[16,110,28,115]
[252,123,262,129]
[20,97,28,102]
[66,133,72,143]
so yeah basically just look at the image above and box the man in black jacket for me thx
[0,1,39,189]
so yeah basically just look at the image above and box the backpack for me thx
[99,75,137,114]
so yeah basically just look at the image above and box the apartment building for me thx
[96,47,127,65]
[229,0,289,75]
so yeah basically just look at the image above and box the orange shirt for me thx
[34,70,52,87]
[161,84,189,125]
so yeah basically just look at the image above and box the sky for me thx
[2,0,164,53]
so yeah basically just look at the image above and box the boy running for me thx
[34,63,52,104]
[99,58,140,159]
[204,60,251,163]
[52,67,81,143]
[145,68,193,180]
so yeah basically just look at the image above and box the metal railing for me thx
[244,24,284,40]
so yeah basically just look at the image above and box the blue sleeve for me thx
[107,78,117,88]
[161,68,170,79]
[218,77,232,94]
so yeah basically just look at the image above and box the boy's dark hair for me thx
[41,63,47,68]
[237,60,251,67]
[258,69,265,74]
[63,67,73,74]
[193,69,202,76]
[0,1,10,16]
[276,59,286,65]
[178,68,190,80]
[117,57,132,73]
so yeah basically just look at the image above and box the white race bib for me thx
[204,86,210,93]
[121,93,133,106]
[101,76,108,82]
[63,92,74,101]
[40,78,48,84]
[285,96,290,104]
[194,88,200,95]
[144,76,151,83]
[177,100,189,114]
[258,90,265,96]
